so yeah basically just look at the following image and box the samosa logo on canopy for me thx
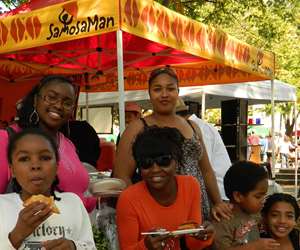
[47,1,115,40]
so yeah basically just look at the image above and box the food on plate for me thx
[177,221,199,230]
[141,224,205,237]
[23,194,60,214]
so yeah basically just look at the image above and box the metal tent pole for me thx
[117,29,125,134]
[294,100,298,197]
[271,79,275,177]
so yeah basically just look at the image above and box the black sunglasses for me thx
[137,154,173,170]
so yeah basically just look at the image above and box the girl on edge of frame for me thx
[0,128,96,250]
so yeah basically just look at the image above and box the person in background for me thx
[266,134,275,166]
[261,162,283,196]
[66,120,100,172]
[114,67,232,221]
[115,102,142,183]
[116,101,142,146]
[248,131,262,163]
[0,75,97,212]
[278,134,295,168]
[116,127,214,250]
[259,135,268,162]
[261,193,300,250]
[214,161,280,250]
[0,128,96,249]
[248,131,260,146]
[247,132,252,160]
[175,97,231,201]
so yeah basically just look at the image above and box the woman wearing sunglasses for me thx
[116,127,214,250]
[0,75,97,212]
[114,67,232,221]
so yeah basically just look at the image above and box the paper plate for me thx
[141,227,205,236]
[89,178,126,195]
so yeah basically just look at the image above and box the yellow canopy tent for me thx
[0,0,275,130]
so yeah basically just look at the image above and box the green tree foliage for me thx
[258,102,299,137]
[206,108,221,124]
[158,0,300,133]
[158,0,299,87]
[1,0,28,10]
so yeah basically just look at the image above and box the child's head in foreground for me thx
[7,128,59,200]
[224,161,268,214]
[261,193,300,240]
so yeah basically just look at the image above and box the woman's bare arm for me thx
[113,120,144,186]
[190,120,233,221]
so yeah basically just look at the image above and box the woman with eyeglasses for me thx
[116,127,214,250]
[114,67,232,221]
[0,75,97,212]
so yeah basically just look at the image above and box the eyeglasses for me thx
[137,155,173,170]
[38,93,75,111]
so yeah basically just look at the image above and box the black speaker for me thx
[221,99,248,162]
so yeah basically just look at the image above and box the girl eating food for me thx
[0,128,96,250]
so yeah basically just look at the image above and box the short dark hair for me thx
[17,75,75,129]
[148,67,179,87]
[7,128,60,199]
[262,193,300,220]
[7,128,59,164]
[224,161,268,201]
[132,126,184,168]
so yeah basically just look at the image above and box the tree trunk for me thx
[285,117,294,137]
[285,109,300,138]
